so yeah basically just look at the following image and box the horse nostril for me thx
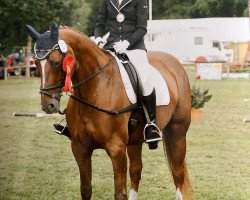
[47,103,56,113]
[47,103,55,110]
[42,103,57,113]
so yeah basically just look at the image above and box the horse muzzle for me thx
[39,86,62,114]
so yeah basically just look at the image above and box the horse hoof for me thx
[148,141,158,150]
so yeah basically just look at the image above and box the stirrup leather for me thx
[143,123,162,143]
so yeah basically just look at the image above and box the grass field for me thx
[0,75,250,200]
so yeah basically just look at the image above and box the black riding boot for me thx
[142,89,162,150]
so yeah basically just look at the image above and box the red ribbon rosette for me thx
[62,54,75,92]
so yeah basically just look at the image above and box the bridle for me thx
[37,43,139,115]
[37,47,113,102]
[35,43,66,102]
[39,84,63,101]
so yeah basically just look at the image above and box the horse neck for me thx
[60,29,114,99]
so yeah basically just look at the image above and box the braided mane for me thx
[59,25,93,43]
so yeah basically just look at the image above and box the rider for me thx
[93,0,162,149]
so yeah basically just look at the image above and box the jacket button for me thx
[119,27,121,29]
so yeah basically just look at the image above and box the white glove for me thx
[113,40,130,54]
[92,37,104,46]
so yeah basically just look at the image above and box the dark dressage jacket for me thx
[94,0,148,51]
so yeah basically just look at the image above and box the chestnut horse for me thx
[27,23,192,200]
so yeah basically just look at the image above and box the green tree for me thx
[163,0,196,19]
[152,0,169,19]
[152,0,247,19]
[190,0,247,18]
[85,0,102,36]
[74,1,91,34]
[0,0,82,55]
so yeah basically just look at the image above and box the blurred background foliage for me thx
[0,0,247,55]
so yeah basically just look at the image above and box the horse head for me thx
[26,22,74,114]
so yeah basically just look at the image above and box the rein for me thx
[72,57,115,89]
[70,56,139,115]
[70,95,139,115]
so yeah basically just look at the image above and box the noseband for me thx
[40,84,63,101]
[36,43,66,102]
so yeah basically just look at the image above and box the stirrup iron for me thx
[143,122,162,143]
[53,118,71,139]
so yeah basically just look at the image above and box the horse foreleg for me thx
[71,141,93,200]
[127,144,143,200]
[106,142,128,200]
[163,122,192,200]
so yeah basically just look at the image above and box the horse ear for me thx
[26,24,41,41]
[50,22,59,40]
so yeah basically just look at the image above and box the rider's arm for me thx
[127,0,148,47]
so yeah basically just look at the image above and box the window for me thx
[194,37,203,45]
[213,41,221,50]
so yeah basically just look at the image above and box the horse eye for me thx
[52,60,61,68]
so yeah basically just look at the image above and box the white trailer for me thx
[146,18,249,64]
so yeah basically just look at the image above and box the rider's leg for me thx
[125,50,161,149]
[142,88,162,149]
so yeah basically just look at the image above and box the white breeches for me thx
[125,49,158,96]
[112,49,170,105]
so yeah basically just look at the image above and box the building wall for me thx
[146,18,249,64]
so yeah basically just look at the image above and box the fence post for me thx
[26,64,30,78]
[4,67,7,80]
[226,64,230,78]
[26,36,32,78]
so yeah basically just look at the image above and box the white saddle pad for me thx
[112,53,170,106]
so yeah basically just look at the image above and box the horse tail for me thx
[162,129,193,200]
